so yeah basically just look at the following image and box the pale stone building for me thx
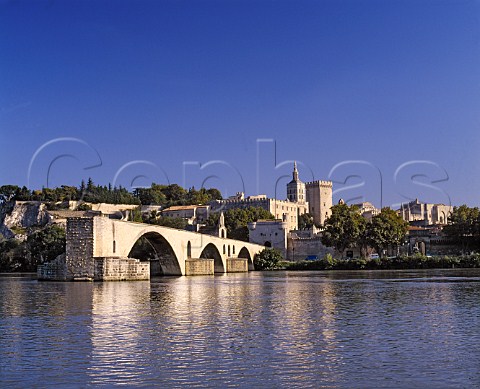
[210,195,305,231]
[248,219,289,257]
[211,163,333,231]
[399,199,452,226]
[287,162,307,204]
[161,204,210,225]
[352,201,381,221]
[305,180,333,226]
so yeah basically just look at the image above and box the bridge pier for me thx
[226,258,248,273]
[185,258,214,276]
[94,257,150,281]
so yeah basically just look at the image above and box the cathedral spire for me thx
[293,161,299,181]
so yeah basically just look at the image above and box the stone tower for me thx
[305,180,333,226]
[287,162,306,204]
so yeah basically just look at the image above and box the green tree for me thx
[253,248,283,270]
[321,203,364,258]
[25,224,66,270]
[298,213,314,230]
[162,184,187,206]
[0,238,24,272]
[367,208,409,257]
[134,184,167,205]
[444,205,480,254]
[206,206,275,241]
[0,185,20,205]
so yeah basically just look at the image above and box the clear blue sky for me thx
[1,0,479,208]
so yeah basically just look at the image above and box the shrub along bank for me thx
[286,254,480,271]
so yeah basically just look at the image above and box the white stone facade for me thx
[399,199,452,225]
[247,219,289,257]
[161,205,210,224]
[210,196,305,231]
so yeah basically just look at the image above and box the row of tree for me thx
[133,183,222,207]
[0,181,139,205]
[0,180,223,208]
[321,203,409,258]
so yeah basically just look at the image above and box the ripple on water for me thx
[1,270,480,387]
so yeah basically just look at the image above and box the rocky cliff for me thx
[0,201,51,238]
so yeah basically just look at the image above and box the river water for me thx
[1,269,479,388]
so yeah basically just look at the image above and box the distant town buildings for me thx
[399,199,452,226]
[161,204,210,225]
[352,201,381,221]
[211,163,333,231]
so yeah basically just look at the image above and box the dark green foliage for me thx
[366,208,409,257]
[0,238,25,272]
[254,248,284,270]
[298,213,314,230]
[0,224,66,272]
[25,225,66,268]
[76,203,92,211]
[134,184,223,207]
[1,181,222,208]
[286,253,480,271]
[142,212,188,230]
[321,203,365,257]
[1,181,140,205]
[443,205,480,254]
[206,206,274,241]
[321,205,408,258]
[81,179,140,205]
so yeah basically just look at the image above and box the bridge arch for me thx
[200,243,224,273]
[128,231,182,276]
[238,247,254,271]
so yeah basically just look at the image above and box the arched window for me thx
[233,246,235,254]
[223,245,226,254]
[228,245,231,256]
[113,240,116,253]
[187,241,192,258]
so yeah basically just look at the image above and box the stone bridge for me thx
[54,216,266,281]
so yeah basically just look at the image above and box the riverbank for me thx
[285,254,480,271]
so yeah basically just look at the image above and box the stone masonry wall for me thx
[287,236,334,261]
[185,259,214,276]
[94,257,150,281]
[66,217,95,280]
[226,258,248,272]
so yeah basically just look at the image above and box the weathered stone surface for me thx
[226,258,248,273]
[185,259,214,276]
[37,253,67,281]
[65,217,95,280]
[3,201,51,229]
[94,257,150,281]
